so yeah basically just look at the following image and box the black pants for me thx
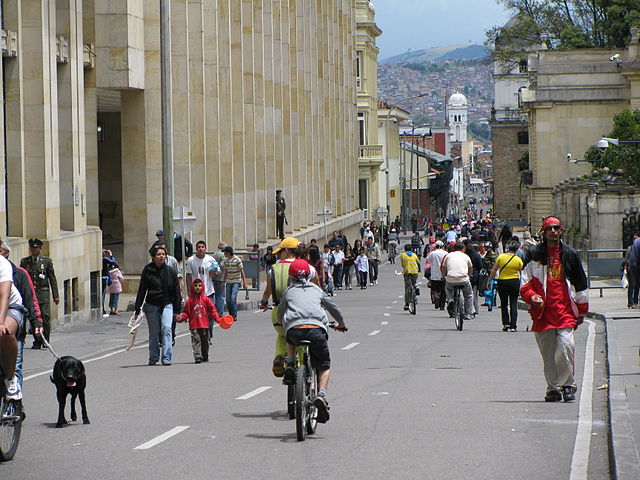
[368,260,379,283]
[343,263,353,287]
[497,278,520,329]
[430,280,446,310]
[333,264,344,287]
[276,214,285,239]
[33,300,51,345]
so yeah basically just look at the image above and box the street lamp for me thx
[384,93,427,227]
[597,137,640,150]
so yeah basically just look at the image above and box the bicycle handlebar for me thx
[328,322,348,332]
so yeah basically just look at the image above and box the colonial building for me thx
[0,0,361,326]
[355,0,385,222]
[490,55,529,220]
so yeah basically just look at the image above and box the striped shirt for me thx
[224,256,244,283]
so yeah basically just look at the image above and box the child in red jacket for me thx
[179,278,221,363]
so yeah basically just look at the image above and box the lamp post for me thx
[384,93,427,229]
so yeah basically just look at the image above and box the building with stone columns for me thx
[0,0,362,325]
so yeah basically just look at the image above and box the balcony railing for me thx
[358,144,383,160]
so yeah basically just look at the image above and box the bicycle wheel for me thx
[408,287,416,315]
[455,293,464,331]
[0,395,22,461]
[306,367,318,435]
[287,383,295,420]
[294,366,307,441]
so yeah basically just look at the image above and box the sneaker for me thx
[148,361,157,366]
[4,376,22,401]
[508,328,517,332]
[272,355,285,377]
[403,304,409,311]
[544,389,562,402]
[31,343,42,350]
[375,280,378,285]
[283,365,295,385]
[313,395,330,423]
[562,386,576,402]
[370,282,374,286]
[502,326,509,332]
[162,362,172,366]
[195,359,202,364]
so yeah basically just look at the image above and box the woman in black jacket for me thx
[133,246,182,366]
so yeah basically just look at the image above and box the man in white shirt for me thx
[186,240,220,339]
[441,242,474,320]
[330,245,345,289]
[0,254,25,400]
[426,240,447,310]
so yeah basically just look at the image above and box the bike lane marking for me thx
[236,386,272,400]
[569,319,597,480]
[368,330,381,336]
[134,426,190,450]
[342,342,360,350]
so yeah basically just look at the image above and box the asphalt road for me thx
[3,262,610,479]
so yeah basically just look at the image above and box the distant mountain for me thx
[382,43,489,64]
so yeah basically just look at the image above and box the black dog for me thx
[50,356,90,428]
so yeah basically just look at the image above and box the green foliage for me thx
[518,151,529,171]
[486,0,640,69]
[583,108,640,185]
[469,122,492,142]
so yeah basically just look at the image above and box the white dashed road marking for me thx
[384,313,390,317]
[236,386,272,400]
[342,342,360,350]
[381,321,389,325]
[392,300,398,304]
[368,330,381,336]
[134,426,190,450]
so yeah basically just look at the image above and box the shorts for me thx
[6,307,25,337]
[285,327,331,371]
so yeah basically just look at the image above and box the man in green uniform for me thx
[20,238,59,349]
[276,189,286,240]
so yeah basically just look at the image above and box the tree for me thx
[486,0,640,70]
[583,108,640,185]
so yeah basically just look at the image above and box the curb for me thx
[605,315,640,480]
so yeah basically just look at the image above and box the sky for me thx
[372,0,512,60]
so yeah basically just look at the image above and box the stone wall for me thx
[490,122,528,220]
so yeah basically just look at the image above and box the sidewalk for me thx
[587,287,640,480]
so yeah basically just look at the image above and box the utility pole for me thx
[160,0,174,254]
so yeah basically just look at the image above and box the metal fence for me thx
[207,251,261,300]
[580,249,625,297]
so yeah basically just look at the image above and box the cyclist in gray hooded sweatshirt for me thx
[277,259,347,423]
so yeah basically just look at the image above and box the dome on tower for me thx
[448,92,468,107]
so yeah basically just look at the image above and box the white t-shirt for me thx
[426,248,447,281]
[186,254,216,297]
[0,256,23,307]
[443,251,472,284]
[331,250,345,265]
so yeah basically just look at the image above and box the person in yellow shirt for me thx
[487,242,524,331]
[400,244,421,311]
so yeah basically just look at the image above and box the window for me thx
[358,113,365,145]
[90,271,99,309]
[356,51,362,90]
[359,179,368,211]
[517,131,529,144]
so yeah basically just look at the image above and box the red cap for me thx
[540,216,563,232]
[289,259,311,279]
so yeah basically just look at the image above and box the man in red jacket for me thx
[520,217,589,403]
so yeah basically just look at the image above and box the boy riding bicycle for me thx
[277,259,347,423]
[400,244,420,310]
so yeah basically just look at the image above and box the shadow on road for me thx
[232,411,290,421]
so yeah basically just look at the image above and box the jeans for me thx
[144,303,173,363]
[497,278,520,329]
[404,274,418,305]
[109,293,120,309]
[445,280,474,319]
[15,338,24,387]
[343,263,353,287]
[225,282,240,318]
[368,260,379,283]
[213,280,226,316]
[357,270,368,287]
[629,268,640,307]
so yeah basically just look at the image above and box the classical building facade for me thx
[0,0,361,326]
[355,0,384,222]
[520,44,634,225]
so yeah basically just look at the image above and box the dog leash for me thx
[39,336,61,361]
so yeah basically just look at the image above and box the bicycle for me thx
[291,323,347,441]
[452,284,465,331]
[0,361,23,461]
[407,282,418,315]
